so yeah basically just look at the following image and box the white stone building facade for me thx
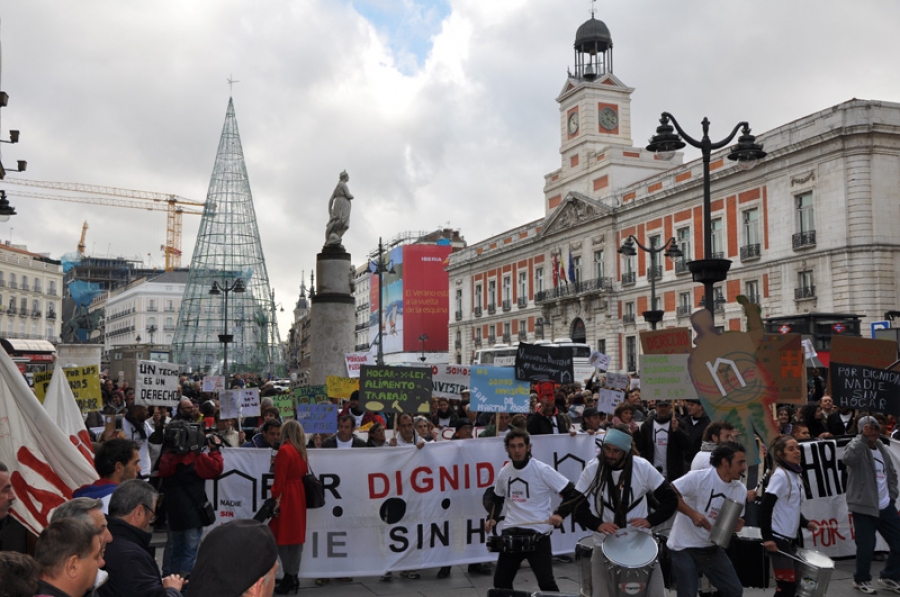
[0,243,63,342]
[101,271,187,351]
[447,17,900,371]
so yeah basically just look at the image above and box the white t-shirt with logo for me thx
[766,467,803,539]
[494,458,569,535]
[653,420,670,474]
[336,437,355,449]
[395,432,422,447]
[691,450,713,471]
[667,467,746,551]
[122,418,155,477]
[575,456,665,546]
[874,448,891,509]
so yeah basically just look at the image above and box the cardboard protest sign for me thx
[469,366,530,414]
[202,376,225,392]
[514,342,574,383]
[830,336,898,369]
[359,365,433,414]
[640,328,692,355]
[756,334,807,404]
[239,388,261,417]
[640,354,697,401]
[134,360,182,407]
[596,388,625,414]
[605,372,630,391]
[588,351,611,372]
[345,351,374,378]
[830,363,900,416]
[34,365,102,412]
[326,376,359,399]
[273,394,295,419]
[296,404,339,434]
[431,364,471,399]
[293,385,329,405]
[219,390,241,419]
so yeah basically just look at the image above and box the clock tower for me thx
[544,14,676,214]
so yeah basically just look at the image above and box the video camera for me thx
[164,420,223,454]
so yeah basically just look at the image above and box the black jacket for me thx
[679,413,710,460]
[321,434,367,448]
[636,416,691,481]
[526,412,571,435]
[826,411,857,436]
[99,517,180,597]
[158,450,224,531]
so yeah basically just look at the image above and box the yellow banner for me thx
[33,365,102,413]
[326,376,358,399]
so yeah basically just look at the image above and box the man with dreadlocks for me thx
[561,425,677,597]
[484,428,580,592]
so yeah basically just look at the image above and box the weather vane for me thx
[590,0,597,18]
[227,73,240,94]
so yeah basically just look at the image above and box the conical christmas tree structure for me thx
[172,97,285,377]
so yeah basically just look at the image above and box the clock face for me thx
[599,107,618,131]
[568,111,579,135]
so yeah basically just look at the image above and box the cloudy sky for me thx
[1,0,899,337]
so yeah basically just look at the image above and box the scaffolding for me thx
[171,97,285,378]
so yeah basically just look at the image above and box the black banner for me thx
[830,361,900,416]
[359,365,433,415]
[514,342,574,383]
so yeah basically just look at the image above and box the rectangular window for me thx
[573,256,582,282]
[624,254,635,274]
[625,302,635,317]
[166,299,175,312]
[148,299,157,311]
[743,208,760,245]
[626,336,637,372]
[745,280,760,303]
[596,339,606,355]
[535,268,544,293]
[594,250,605,279]
[502,276,511,302]
[518,272,527,297]
[488,280,496,307]
[455,289,462,313]
[797,192,814,233]
[475,284,482,307]
[710,218,724,257]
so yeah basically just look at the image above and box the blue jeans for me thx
[670,546,742,597]
[163,527,203,577]
[853,503,900,583]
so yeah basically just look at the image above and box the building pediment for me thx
[540,192,613,237]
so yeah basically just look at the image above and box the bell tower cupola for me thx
[573,15,613,81]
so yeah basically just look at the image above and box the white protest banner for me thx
[202,376,225,392]
[345,351,374,378]
[239,388,261,417]
[574,364,597,384]
[640,354,697,401]
[135,360,182,407]
[596,389,624,414]
[469,366,530,413]
[431,364,471,399]
[219,390,241,419]
[207,434,597,577]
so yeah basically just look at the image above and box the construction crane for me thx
[2,178,206,271]
[77,221,88,257]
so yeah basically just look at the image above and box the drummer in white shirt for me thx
[561,425,677,597]
[667,442,748,597]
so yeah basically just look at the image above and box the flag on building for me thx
[0,350,98,535]
[568,249,577,284]
[559,255,567,284]
[552,254,559,287]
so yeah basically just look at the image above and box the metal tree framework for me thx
[171,97,285,377]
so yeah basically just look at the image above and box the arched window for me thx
[570,318,586,344]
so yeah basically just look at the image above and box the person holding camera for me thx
[158,421,224,578]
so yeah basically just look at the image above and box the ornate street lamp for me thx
[369,238,395,366]
[209,278,245,382]
[646,113,766,324]
[618,236,682,329]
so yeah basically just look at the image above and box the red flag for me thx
[552,254,559,288]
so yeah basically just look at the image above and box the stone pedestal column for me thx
[308,245,356,387]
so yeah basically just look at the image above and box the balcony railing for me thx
[354,343,370,352]
[623,313,636,324]
[164,325,175,332]
[676,305,692,317]
[517,296,527,308]
[746,294,761,305]
[648,266,663,281]
[17,309,27,318]
[795,286,816,300]
[622,272,636,286]
[475,337,483,347]
[518,330,527,340]
[31,310,41,318]
[21,283,29,292]
[8,282,17,289]
[793,230,816,249]
[534,277,614,303]
[474,306,482,317]
[488,304,497,315]
[355,322,368,331]
[487,335,496,345]
[147,306,158,312]
[48,288,57,296]
[675,260,690,275]
[711,251,725,259]
[502,300,511,312]
[0,280,5,287]
[6,306,16,315]
[455,310,463,321]
[740,244,761,260]
[454,340,462,349]
[502,333,511,343]
[46,311,57,319]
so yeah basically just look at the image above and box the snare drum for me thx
[601,529,659,597]
[486,531,543,553]
[576,535,593,597]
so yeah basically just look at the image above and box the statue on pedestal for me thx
[325,170,353,247]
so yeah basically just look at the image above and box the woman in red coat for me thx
[270,419,308,594]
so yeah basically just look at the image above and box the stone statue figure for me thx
[325,170,353,246]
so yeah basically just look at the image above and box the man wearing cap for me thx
[562,426,677,597]
[680,400,711,462]
[843,415,900,595]
[191,519,279,597]
[578,407,604,435]
[636,400,690,482]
